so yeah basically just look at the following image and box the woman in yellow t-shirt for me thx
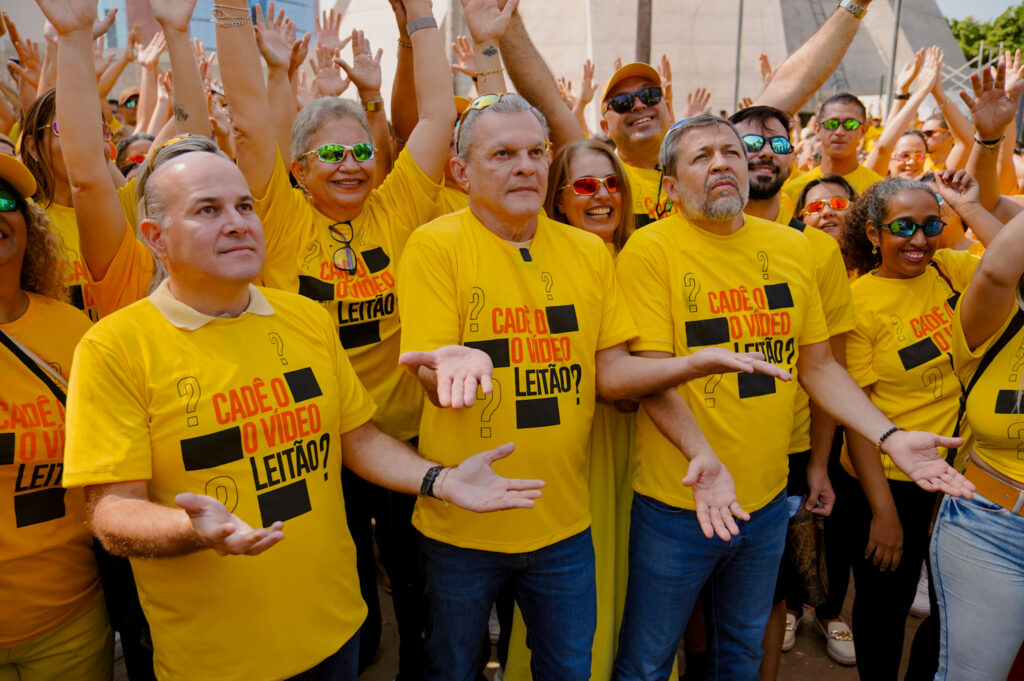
[930,174,1024,681]
[0,154,111,679]
[833,177,980,681]
[795,174,857,246]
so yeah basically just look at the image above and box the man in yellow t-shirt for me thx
[398,95,782,681]
[783,93,884,205]
[62,145,543,681]
[611,115,971,680]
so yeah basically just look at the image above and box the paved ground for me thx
[114,579,923,680]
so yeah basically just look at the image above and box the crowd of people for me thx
[3,0,1024,679]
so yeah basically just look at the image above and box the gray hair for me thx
[456,94,550,159]
[659,114,745,178]
[291,97,372,165]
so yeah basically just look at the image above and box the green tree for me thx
[948,3,1024,61]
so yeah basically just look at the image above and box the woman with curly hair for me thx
[0,154,112,679]
[831,175,983,680]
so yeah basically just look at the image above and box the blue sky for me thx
[935,0,1017,21]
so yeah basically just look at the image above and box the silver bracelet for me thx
[836,0,867,18]
[405,16,438,36]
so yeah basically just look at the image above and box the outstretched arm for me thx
[753,0,872,115]
[866,46,940,175]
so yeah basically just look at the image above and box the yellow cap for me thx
[0,153,37,199]
[600,62,662,105]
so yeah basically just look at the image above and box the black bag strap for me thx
[0,328,67,406]
[947,308,1024,465]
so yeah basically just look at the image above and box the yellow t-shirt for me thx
[952,301,1024,482]
[63,284,375,681]
[784,223,856,453]
[86,223,159,318]
[621,162,673,229]
[1,294,99,647]
[616,213,829,512]
[256,148,441,440]
[842,250,980,481]
[782,164,883,205]
[41,181,139,321]
[398,210,638,552]
[438,183,470,215]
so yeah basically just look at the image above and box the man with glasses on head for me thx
[783,93,884,204]
[730,105,857,669]
[611,113,972,681]
[398,95,786,681]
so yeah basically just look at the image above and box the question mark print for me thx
[177,376,201,427]
[301,241,321,270]
[703,374,722,408]
[922,367,943,400]
[268,332,288,365]
[1008,422,1024,460]
[204,476,239,513]
[469,287,485,333]
[541,272,554,300]
[1010,342,1024,382]
[890,315,906,342]
[478,378,502,438]
[757,251,770,280]
[683,272,701,313]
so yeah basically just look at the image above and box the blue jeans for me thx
[420,529,596,681]
[285,633,360,681]
[613,492,787,681]
[931,493,1024,681]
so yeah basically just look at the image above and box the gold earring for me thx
[871,244,878,255]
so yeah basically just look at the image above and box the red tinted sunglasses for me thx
[561,174,620,196]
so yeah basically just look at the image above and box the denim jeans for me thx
[420,528,596,681]
[612,491,787,681]
[285,633,360,681]
[931,493,1024,681]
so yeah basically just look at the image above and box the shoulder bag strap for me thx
[0,328,68,406]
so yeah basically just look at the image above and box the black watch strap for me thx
[420,465,445,498]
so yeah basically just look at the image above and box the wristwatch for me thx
[364,98,385,112]
[836,0,867,18]
[420,465,444,498]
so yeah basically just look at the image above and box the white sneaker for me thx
[818,618,856,665]
[782,611,798,652]
[910,565,931,618]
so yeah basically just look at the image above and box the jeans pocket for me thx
[636,492,688,515]
[953,493,1011,516]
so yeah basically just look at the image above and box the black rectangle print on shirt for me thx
[339,321,381,349]
[897,338,942,371]
[737,373,776,399]
[465,339,511,368]
[545,305,579,334]
[257,479,312,526]
[995,390,1024,415]
[516,397,560,428]
[284,367,323,402]
[685,317,730,347]
[180,426,244,471]
[15,487,66,527]
[764,283,794,310]
[0,432,14,465]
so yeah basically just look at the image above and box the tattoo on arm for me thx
[482,45,498,57]
[174,106,189,121]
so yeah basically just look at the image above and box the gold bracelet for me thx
[397,38,412,48]
[474,67,504,78]
[211,7,252,26]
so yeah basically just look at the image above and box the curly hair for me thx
[20,199,68,301]
[843,178,935,275]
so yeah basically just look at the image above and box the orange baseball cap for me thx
[600,62,662,105]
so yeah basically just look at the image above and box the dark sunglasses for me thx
[741,134,793,155]
[561,174,620,196]
[124,98,138,109]
[328,221,358,275]
[603,86,663,115]
[801,196,850,216]
[302,142,376,164]
[821,118,862,132]
[881,218,945,238]
[0,188,21,212]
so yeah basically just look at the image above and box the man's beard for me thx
[747,159,789,200]
[678,173,749,221]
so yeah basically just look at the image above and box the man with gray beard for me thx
[611,115,972,680]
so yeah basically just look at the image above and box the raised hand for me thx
[557,77,578,110]
[93,34,114,76]
[683,87,711,118]
[289,32,311,79]
[439,443,545,512]
[334,29,381,96]
[882,430,974,497]
[399,345,494,409]
[682,453,750,541]
[759,51,775,86]
[451,35,476,76]
[895,47,923,94]
[686,347,794,382]
[934,169,981,214]
[149,0,197,33]
[310,43,348,98]
[962,58,1024,140]
[315,7,345,53]
[254,1,295,70]
[92,7,116,38]
[175,492,285,556]
[578,59,597,105]
[137,30,167,69]
[1003,49,1024,96]
[657,53,673,105]
[124,24,141,61]
[459,0,519,45]
[915,46,941,94]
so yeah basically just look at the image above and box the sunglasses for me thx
[821,118,862,132]
[44,121,112,142]
[302,142,376,164]
[880,218,945,238]
[603,86,663,115]
[0,188,21,212]
[741,134,793,155]
[801,196,850,216]
[454,93,518,153]
[561,174,620,196]
[328,221,358,275]
[893,151,926,163]
[124,98,138,109]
